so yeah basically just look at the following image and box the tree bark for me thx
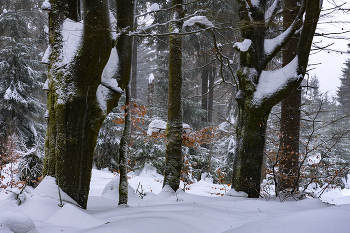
[163,0,184,192]
[119,85,131,205]
[201,56,208,123]
[232,0,321,197]
[208,64,215,123]
[43,0,134,209]
[277,0,301,195]
[131,30,138,101]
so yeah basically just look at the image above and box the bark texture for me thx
[277,0,301,195]
[119,85,131,205]
[232,0,321,198]
[43,0,134,209]
[163,0,184,192]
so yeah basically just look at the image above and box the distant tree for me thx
[0,0,47,156]
[277,0,301,196]
[337,44,350,115]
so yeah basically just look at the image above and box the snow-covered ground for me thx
[1,167,350,233]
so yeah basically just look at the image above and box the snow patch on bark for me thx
[57,19,83,67]
[41,45,51,65]
[253,56,299,105]
[101,47,122,93]
[109,10,118,41]
[96,84,111,113]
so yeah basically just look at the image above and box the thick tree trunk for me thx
[232,0,321,197]
[233,102,270,197]
[163,0,184,192]
[119,85,131,205]
[277,0,301,195]
[43,0,134,209]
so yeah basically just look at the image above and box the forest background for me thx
[0,0,350,207]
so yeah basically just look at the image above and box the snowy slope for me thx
[0,168,349,233]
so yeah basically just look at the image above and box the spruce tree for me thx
[0,0,47,156]
[337,44,350,114]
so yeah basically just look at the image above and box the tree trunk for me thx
[231,0,321,197]
[233,102,271,197]
[43,0,134,209]
[208,64,215,123]
[119,85,131,205]
[201,56,208,123]
[131,30,138,101]
[163,0,184,192]
[277,0,301,195]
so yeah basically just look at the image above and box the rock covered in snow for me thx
[31,176,78,206]
[44,203,105,229]
[225,188,248,197]
[147,120,166,135]
[0,211,39,233]
[147,120,191,135]
[101,177,140,203]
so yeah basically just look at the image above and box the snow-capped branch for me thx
[183,16,214,29]
[265,0,280,25]
[133,10,206,36]
[252,56,300,106]
[263,0,305,66]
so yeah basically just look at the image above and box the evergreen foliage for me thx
[0,0,47,156]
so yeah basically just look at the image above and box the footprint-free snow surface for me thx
[1,168,350,233]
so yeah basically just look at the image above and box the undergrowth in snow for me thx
[0,167,349,233]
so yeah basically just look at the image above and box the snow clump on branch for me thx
[149,3,160,12]
[252,56,300,105]
[183,16,214,29]
[233,39,252,52]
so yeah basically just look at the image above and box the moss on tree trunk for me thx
[119,85,131,205]
[163,0,184,192]
[43,0,134,209]
[232,0,321,197]
[233,101,270,197]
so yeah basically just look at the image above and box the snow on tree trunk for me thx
[232,0,321,197]
[43,0,134,209]
[163,0,185,192]
[119,85,131,205]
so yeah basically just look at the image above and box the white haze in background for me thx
[309,1,350,95]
